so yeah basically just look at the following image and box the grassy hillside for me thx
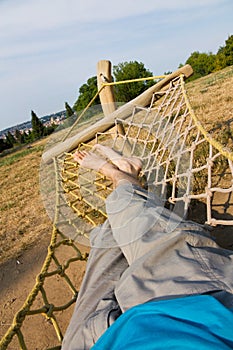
[186,65,233,147]
[0,140,52,264]
[0,66,233,265]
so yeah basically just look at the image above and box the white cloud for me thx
[0,0,227,35]
[0,0,229,60]
[0,34,78,61]
[1,0,228,60]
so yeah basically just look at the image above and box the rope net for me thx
[62,75,233,231]
[1,73,233,350]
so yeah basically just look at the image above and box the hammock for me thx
[1,63,233,350]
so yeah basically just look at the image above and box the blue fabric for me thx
[91,295,233,349]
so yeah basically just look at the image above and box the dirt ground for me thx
[0,229,88,349]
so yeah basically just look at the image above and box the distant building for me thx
[0,110,66,138]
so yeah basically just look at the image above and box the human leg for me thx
[62,220,128,350]
[104,181,233,313]
[62,148,145,349]
[70,148,233,332]
[72,148,188,261]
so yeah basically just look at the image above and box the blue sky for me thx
[0,0,232,131]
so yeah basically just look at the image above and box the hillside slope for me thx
[187,65,233,145]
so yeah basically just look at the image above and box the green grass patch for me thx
[0,201,16,211]
[0,145,44,167]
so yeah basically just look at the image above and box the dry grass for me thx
[186,66,233,141]
[0,139,52,264]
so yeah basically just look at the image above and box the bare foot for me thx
[93,144,142,178]
[73,150,108,172]
[73,150,142,188]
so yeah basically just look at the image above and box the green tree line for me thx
[0,111,57,153]
[183,35,233,81]
[0,102,75,153]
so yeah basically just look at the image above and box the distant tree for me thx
[15,129,25,144]
[31,110,44,139]
[20,132,26,144]
[185,51,217,81]
[180,35,233,81]
[217,35,233,67]
[43,124,57,136]
[72,62,154,119]
[15,129,21,142]
[5,131,16,147]
[73,76,101,112]
[24,130,34,143]
[214,51,227,71]
[113,61,154,102]
[0,138,6,152]
[0,138,11,152]
[164,70,172,75]
[65,102,74,118]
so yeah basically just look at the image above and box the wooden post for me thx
[97,60,116,116]
[97,60,127,142]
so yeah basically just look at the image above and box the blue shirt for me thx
[91,295,233,349]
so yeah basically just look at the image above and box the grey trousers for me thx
[62,184,233,350]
